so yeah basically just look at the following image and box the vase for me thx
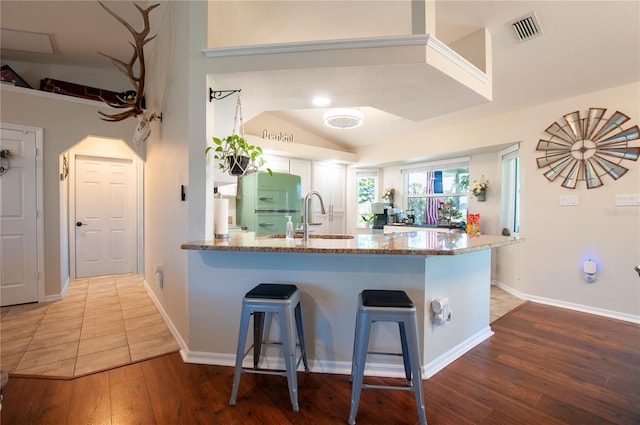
[476,192,486,202]
[227,155,250,176]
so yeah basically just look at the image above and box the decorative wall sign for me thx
[536,108,639,189]
[262,129,295,143]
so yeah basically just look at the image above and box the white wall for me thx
[142,1,209,347]
[207,1,412,48]
[367,82,639,319]
[0,87,138,297]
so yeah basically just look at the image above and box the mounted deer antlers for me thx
[97,1,160,130]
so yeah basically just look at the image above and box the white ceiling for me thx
[1,1,638,153]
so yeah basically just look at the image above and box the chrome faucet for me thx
[303,191,326,241]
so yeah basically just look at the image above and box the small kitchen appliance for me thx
[372,202,390,229]
[405,209,415,224]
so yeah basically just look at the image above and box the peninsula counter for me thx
[182,231,522,378]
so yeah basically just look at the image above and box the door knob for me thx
[76,221,87,227]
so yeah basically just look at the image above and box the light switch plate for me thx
[615,194,640,206]
[560,195,578,206]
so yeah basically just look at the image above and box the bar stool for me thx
[229,283,309,412]
[348,289,427,425]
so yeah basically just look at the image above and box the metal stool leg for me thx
[253,311,266,368]
[349,301,361,382]
[280,302,300,412]
[406,314,427,425]
[294,302,309,372]
[399,322,412,383]
[230,304,252,406]
[348,313,372,425]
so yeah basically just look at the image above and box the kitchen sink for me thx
[267,233,354,239]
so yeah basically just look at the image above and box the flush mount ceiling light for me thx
[323,108,363,129]
[312,96,331,107]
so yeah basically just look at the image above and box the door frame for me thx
[0,123,44,303]
[68,149,143,279]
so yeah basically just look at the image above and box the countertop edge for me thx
[180,237,522,256]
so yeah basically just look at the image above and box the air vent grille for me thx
[511,12,543,42]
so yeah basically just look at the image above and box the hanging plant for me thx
[205,93,271,176]
[472,176,489,201]
[206,134,270,176]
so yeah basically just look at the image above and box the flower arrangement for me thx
[472,176,489,200]
[382,187,394,203]
[0,149,13,159]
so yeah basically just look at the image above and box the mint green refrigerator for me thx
[236,172,302,235]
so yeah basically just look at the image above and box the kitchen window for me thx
[402,158,469,226]
[500,145,520,234]
[356,170,378,226]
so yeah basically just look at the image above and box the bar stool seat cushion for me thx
[362,289,414,308]
[246,283,298,299]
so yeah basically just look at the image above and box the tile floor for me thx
[490,284,526,323]
[1,274,179,378]
[1,277,523,379]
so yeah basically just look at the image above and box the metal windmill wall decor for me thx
[536,108,639,189]
[97,1,162,145]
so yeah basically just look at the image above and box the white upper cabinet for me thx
[311,162,346,233]
[289,158,311,196]
[264,154,311,200]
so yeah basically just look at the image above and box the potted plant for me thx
[206,134,272,176]
[360,213,373,227]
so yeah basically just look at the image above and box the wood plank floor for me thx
[2,302,638,425]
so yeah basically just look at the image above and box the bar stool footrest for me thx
[362,383,414,391]
[367,350,403,357]
[241,368,287,376]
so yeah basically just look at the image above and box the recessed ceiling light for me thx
[323,108,363,129]
[312,96,331,107]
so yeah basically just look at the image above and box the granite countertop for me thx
[181,231,522,256]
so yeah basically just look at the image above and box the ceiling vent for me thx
[511,12,543,43]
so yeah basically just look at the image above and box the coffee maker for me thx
[405,209,415,225]
[372,202,390,229]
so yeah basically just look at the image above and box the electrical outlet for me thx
[560,195,578,206]
[155,265,163,288]
[615,194,640,206]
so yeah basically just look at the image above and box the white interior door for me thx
[0,126,40,306]
[75,155,135,278]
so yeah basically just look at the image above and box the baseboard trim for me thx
[180,349,408,378]
[142,279,189,353]
[423,326,494,379]
[41,277,70,303]
[492,280,640,324]
[179,327,494,380]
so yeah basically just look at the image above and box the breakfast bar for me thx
[181,231,522,378]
